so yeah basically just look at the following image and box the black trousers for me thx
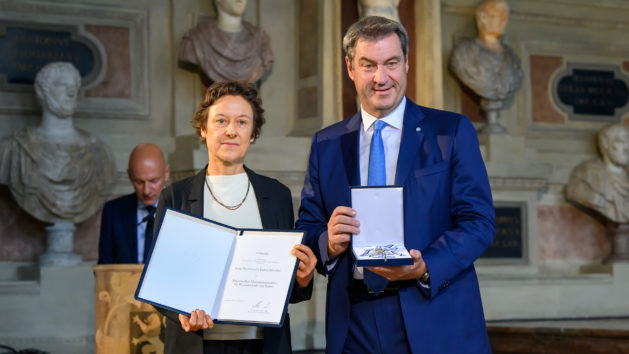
[202,339,264,354]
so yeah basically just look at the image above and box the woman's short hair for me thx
[192,81,266,143]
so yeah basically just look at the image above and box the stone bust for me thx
[449,0,523,101]
[358,0,401,22]
[179,0,274,84]
[566,124,629,223]
[0,62,114,224]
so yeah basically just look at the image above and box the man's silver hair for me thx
[342,15,408,66]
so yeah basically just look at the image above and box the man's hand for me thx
[327,206,360,260]
[292,244,317,288]
[367,249,427,281]
[178,309,213,332]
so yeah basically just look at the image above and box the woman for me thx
[154,81,317,354]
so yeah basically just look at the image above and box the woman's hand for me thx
[292,244,317,288]
[178,309,213,332]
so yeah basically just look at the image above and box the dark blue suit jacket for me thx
[297,99,495,353]
[98,193,140,264]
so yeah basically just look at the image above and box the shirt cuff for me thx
[417,278,431,289]
[327,259,339,272]
[417,277,431,297]
[318,230,339,273]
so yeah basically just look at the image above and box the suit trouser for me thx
[343,282,412,354]
[202,339,263,354]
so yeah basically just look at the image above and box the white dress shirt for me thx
[358,96,406,186]
[354,97,406,279]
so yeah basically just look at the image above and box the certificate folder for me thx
[135,208,303,328]
[350,186,413,267]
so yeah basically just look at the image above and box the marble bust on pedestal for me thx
[566,124,629,262]
[0,62,114,266]
[567,124,629,223]
[179,0,274,84]
[449,0,523,133]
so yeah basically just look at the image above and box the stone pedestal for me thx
[39,222,82,266]
[480,99,507,134]
[606,222,629,263]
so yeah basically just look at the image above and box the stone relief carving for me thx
[449,0,523,134]
[95,268,165,354]
[179,0,274,84]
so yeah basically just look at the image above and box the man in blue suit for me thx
[98,143,170,264]
[296,16,495,353]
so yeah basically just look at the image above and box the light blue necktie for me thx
[364,119,389,295]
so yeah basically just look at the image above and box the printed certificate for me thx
[135,208,303,327]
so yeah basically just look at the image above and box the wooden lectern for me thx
[93,264,165,354]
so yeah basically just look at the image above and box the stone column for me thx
[415,0,443,109]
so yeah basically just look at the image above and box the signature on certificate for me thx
[249,300,271,314]
[252,300,270,309]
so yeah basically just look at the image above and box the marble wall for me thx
[0,0,173,264]
[2,0,629,352]
[538,204,608,261]
[442,0,629,271]
[0,0,323,351]
[0,188,108,263]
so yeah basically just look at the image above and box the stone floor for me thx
[488,317,629,330]
[487,317,629,353]
[297,318,629,354]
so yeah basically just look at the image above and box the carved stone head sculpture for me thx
[476,0,509,50]
[35,62,80,120]
[599,124,629,172]
[0,62,114,224]
[215,0,247,22]
[566,124,629,223]
[358,0,401,22]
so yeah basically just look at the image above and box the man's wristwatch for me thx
[417,270,431,290]
[420,271,430,283]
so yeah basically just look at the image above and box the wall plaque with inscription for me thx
[0,22,102,91]
[480,202,527,264]
[0,0,149,119]
[552,63,629,122]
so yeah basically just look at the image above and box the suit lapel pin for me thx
[416,127,421,132]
